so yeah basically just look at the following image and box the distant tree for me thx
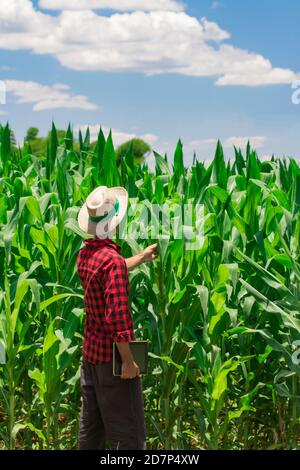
[24,127,45,155]
[25,127,39,141]
[116,138,151,165]
[47,129,66,144]
[23,127,70,156]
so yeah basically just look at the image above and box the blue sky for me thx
[0,0,299,164]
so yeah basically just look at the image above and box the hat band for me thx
[89,197,120,224]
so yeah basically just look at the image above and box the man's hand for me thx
[121,360,140,379]
[125,243,159,271]
[142,243,158,263]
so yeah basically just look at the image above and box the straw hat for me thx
[78,186,128,238]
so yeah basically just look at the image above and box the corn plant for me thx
[0,122,299,450]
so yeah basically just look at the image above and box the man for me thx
[76,185,158,450]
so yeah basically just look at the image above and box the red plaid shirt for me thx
[76,237,135,363]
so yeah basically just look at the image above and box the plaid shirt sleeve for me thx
[101,254,134,343]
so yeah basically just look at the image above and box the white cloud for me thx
[0,1,299,86]
[5,80,97,110]
[39,0,184,12]
[75,123,158,146]
[223,135,267,149]
[189,138,216,148]
[140,133,159,146]
[189,135,267,150]
[209,44,299,86]
[211,1,223,9]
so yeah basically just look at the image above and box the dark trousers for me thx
[78,356,147,450]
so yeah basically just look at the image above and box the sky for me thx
[0,0,299,165]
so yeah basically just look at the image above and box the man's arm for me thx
[102,255,140,379]
[125,243,158,271]
[103,246,158,379]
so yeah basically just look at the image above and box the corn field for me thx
[0,122,300,450]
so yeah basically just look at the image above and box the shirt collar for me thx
[83,237,121,253]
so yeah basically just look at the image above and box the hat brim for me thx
[77,186,128,238]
